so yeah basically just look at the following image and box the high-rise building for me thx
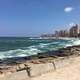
[54,31,59,37]
[54,30,69,37]
[69,24,80,37]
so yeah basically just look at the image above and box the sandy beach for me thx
[32,56,80,80]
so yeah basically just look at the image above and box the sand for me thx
[0,56,80,80]
[32,56,80,80]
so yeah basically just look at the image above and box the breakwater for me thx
[0,55,78,80]
[0,45,80,80]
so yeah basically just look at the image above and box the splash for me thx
[0,38,80,59]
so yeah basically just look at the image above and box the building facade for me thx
[69,24,80,37]
[54,30,69,37]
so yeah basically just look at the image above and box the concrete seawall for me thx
[0,56,76,80]
[0,70,30,80]
[30,63,54,77]
[30,57,74,77]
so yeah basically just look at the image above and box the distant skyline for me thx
[0,0,80,37]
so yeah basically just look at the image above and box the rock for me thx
[18,64,25,69]
[31,60,41,64]
[38,53,49,59]
[0,71,3,74]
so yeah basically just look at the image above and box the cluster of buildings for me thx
[69,24,80,37]
[41,24,80,38]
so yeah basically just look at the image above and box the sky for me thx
[0,0,80,37]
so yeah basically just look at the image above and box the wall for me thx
[0,56,75,80]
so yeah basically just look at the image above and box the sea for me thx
[0,37,80,59]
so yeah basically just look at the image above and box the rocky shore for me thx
[0,45,80,80]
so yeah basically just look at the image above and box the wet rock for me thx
[38,53,49,59]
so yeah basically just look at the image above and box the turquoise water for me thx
[0,37,80,59]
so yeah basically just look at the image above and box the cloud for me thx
[69,22,75,26]
[64,7,74,12]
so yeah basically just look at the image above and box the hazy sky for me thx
[0,0,80,36]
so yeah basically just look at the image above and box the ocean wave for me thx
[0,48,41,59]
[72,40,80,45]
[0,38,80,59]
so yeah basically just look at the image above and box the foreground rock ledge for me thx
[0,45,80,80]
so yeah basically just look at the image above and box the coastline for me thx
[32,56,80,80]
[0,45,80,80]
[30,37,80,40]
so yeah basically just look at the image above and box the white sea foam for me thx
[64,39,80,48]
[39,43,49,48]
[72,40,80,45]
[0,47,41,59]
